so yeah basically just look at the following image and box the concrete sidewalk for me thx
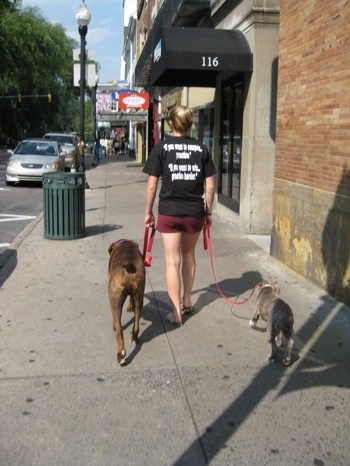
[1,158,349,466]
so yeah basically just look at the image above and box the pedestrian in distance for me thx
[143,105,216,326]
[93,137,102,165]
[113,138,120,158]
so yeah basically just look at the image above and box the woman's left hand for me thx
[205,213,213,226]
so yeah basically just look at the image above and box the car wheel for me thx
[6,181,15,186]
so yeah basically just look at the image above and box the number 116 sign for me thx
[202,56,219,67]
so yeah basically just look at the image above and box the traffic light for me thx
[18,93,21,103]
[48,92,52,103]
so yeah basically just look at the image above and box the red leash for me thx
[203,223,257,305]
[143,226,156,267]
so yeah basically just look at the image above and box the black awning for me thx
[150,27,253,88]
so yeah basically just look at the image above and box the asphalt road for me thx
[0,150,43,256]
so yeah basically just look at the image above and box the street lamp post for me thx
[76,2,91,172]
[93,75,99,142]
[92,74,99,166]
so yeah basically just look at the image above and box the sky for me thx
[21,0,124,84]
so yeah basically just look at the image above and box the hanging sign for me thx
[118,92,149,109]
[96,93,112,112]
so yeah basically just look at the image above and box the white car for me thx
[5,139,65,186]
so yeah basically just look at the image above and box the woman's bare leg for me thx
[181,231,201,309]
[160,232,182,324]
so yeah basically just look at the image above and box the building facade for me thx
[133,0,280,234]
[123,0,349,304]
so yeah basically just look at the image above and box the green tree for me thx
[0,6,80,140]
[0,0,20,14]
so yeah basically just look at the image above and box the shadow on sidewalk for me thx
[0,249,17,287]
[121,270,264,366]
[117,291,171,365]
[173,294,350,464]
[193,271,264,314]
[85,224,123,237]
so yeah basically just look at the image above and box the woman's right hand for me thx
[145,213,155,228]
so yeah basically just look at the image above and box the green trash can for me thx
[43,172,85,240]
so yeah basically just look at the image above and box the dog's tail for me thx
[121,262,137,274]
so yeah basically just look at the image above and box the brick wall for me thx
[275,0,350,196]
[272,0,350,304]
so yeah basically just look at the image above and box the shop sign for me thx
[96,93,112,112]
[119,92,149,109]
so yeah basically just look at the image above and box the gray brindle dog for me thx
[250,282,294,366]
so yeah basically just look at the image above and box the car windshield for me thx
[15,142,56,156]
[44,135,74,145]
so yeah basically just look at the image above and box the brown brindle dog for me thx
[108,240,146,365]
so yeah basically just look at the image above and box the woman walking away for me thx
[143,105,216,326]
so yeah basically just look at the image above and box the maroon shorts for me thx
[157,214,205,234]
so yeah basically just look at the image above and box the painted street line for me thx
[0,214,37,222]
[0,243,10,247]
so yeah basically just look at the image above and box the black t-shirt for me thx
[142,136,216,217]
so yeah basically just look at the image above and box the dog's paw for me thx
[117,350,127,366]
[130,334,139,344]
[266,354,276,363]
[249,319,256,328]
[275,334,282,347]
[282,355,292,366]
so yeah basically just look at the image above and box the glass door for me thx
[219,78,243,213]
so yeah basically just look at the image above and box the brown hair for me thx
[169,106,193,133]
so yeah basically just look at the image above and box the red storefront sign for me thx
[118,92,149,109]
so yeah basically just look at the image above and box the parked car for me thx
[43,133,79,170]
[5,139,64,186]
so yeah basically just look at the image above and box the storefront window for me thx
[199,106,215,158]
[219,77,243,213]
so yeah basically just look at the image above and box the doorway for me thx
[218,77,244,213]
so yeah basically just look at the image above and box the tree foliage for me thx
[0,0,20,14]
[0,6,81,140]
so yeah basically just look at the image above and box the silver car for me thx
[43,133,79,170]
[5,139,65,186]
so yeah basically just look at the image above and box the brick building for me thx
[272,0,350,303]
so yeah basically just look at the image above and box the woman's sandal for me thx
[181,305,195,316]
[165,314,183,327]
